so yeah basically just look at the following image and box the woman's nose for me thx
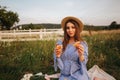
[69,28,72,31]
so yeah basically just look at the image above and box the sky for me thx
[0,0,120,26]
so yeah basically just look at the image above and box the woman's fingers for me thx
[78,47,84,52]
[77,45,84,55]
[78,50,84,55]
[55,48,62,53]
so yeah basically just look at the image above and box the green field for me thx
[0,30,120,80]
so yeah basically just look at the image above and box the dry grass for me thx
[81,29,120,36]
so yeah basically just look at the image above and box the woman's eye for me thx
[66,27,70,29]
[72,26,75,29]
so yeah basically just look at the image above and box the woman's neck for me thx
[69,38,75,44]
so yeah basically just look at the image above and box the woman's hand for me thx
[55,44,63,58]
[73,42,85,61]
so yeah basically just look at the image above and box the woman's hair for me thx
[62,19,83,51]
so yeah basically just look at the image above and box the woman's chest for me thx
[61,44,79,61]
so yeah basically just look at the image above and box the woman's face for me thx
[66,22,76,38]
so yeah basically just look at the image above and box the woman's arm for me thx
[53,40,64,71]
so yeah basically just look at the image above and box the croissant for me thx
[56,45,63,50]
[73,41,80,47]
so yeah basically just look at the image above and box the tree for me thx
[28,23,34,29]
[0,6,19,30]
[109,21,117,29]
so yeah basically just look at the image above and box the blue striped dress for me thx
[54,40,90,80]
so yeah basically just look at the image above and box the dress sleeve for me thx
[53,40,64,71]
[53,53,57,71]
[78,41,88,74]
[82,41,88,65]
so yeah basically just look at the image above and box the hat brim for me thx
[61,16,83,32]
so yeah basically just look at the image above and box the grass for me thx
[87,33,120,79]
[0,30,120,80]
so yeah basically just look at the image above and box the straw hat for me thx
[61,16,84,32]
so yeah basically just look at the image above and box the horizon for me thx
[0,0,120,26]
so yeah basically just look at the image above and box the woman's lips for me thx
[69,33,73,35]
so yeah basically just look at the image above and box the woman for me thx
[54,16,90,80]
[44,16,116,80]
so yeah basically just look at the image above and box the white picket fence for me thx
[0,29,64,41]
